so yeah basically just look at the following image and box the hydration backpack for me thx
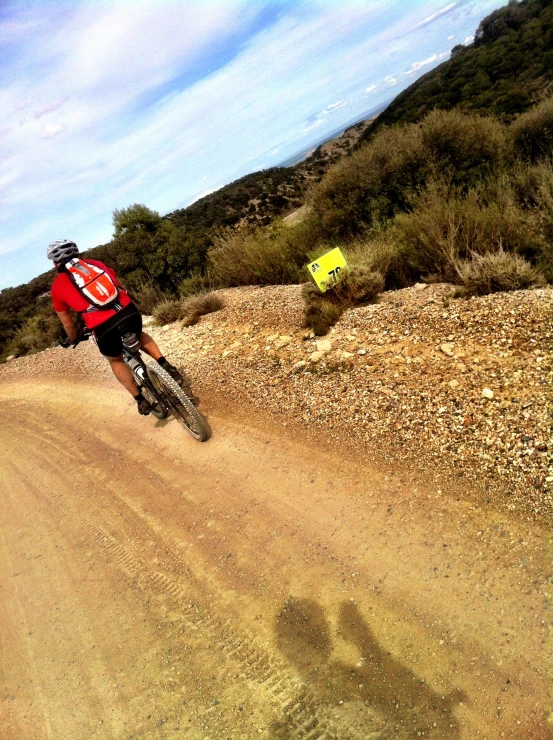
[62,258,121,312]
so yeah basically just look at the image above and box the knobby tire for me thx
[146,364,210,442]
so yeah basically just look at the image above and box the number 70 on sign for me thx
[307,248,348,293]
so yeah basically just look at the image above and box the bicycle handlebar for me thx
[61,330,92,349]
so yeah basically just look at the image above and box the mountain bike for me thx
[69,330,210,442]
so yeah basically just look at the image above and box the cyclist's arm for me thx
[56,310,78,342]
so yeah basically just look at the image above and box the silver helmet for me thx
[47,239,79,263]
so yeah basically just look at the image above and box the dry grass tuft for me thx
[181,292,225,327]
[459,250,545,296]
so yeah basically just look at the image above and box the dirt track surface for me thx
[0,378,551,739]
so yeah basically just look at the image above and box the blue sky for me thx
[0,0,507,289]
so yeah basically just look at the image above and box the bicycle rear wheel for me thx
[146,364,210,441]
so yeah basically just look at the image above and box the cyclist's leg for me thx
[106,355,140,396]
[140,331,163,360]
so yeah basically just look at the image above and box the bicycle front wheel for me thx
[146,364,210,442]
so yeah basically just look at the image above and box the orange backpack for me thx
[62,258,121,312]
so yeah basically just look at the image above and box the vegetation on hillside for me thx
[358,0,553,143]
[2,0,552,354]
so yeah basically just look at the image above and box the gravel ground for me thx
[2,283,551,518]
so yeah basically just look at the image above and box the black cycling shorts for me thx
[94,302,143,358]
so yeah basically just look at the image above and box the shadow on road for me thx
[272,597,466,739]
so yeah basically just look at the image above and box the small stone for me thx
[414,283,428,290]
[316,339,332,353]
[440,343,455,357]
[358,349,366,356]
[309,351,325,363]
[482,388,494,400]
[5,355,15,362]
[448,379,459,389]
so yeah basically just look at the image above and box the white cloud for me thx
[324,100,349,113]
[464,34,475,44]
[40,122,66,139]
[34,97,70,119]
[448,34,455,40]
[405,51,448,76]
[0,0,505,286]
[409,2,460,32]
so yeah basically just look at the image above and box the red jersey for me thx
[51,258,132,329]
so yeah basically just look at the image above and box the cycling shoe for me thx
[137,397,152,415]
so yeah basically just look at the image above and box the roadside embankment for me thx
[2,283,551,517]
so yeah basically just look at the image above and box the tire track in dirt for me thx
[0,406,352,739]
[0,380,551,739]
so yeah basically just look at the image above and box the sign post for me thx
[307,248,348,292]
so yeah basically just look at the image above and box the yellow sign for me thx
[307,248,348,292]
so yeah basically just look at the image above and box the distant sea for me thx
[277,98,392,168]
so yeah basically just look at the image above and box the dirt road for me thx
[0,378,550,739]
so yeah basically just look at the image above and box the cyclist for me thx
[48,239,183,415]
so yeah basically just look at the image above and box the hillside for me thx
[359,0,553,144]
[0,118,373,361]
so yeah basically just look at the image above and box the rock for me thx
[5,355,15,362]
[455,362,466,373]
[291,360,306,373]
[449,379,460,389]
[275,335,292,349]
[358,349,366,356]
[414,283,428,290]
[482,388,494,400]
[302,331,315,340]
[309,351,325,363]
[316,339,332,353]
[440,343,455,357]
[346,335,356,341]
[339,351,355,359]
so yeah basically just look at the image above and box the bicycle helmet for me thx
[47,239,79,263]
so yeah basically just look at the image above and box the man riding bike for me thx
[49,239,183,416]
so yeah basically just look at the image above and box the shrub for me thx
[208,222,312,287]
[420,108,508,188]
[302,267,384,335]
[309,109,509,242]
[393,177,546,283]
[458,250,545,295]
[309,123,428,238]
[153,298,186,326]
[302,286,344,336]
[510,97,553,162]
[131,280,168,315]
[178,271,213,297]
[181,293,224,327]
[5,308,62,358]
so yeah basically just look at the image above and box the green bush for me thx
[208,222,312,287]
[510,97,553,162]
[393,177,546,283]
[4,307,63,358]
[420,108,508,188]
[459,250,545,295]
[309,109,509,242]
[178,271,213,297]
[309,123,427,238]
